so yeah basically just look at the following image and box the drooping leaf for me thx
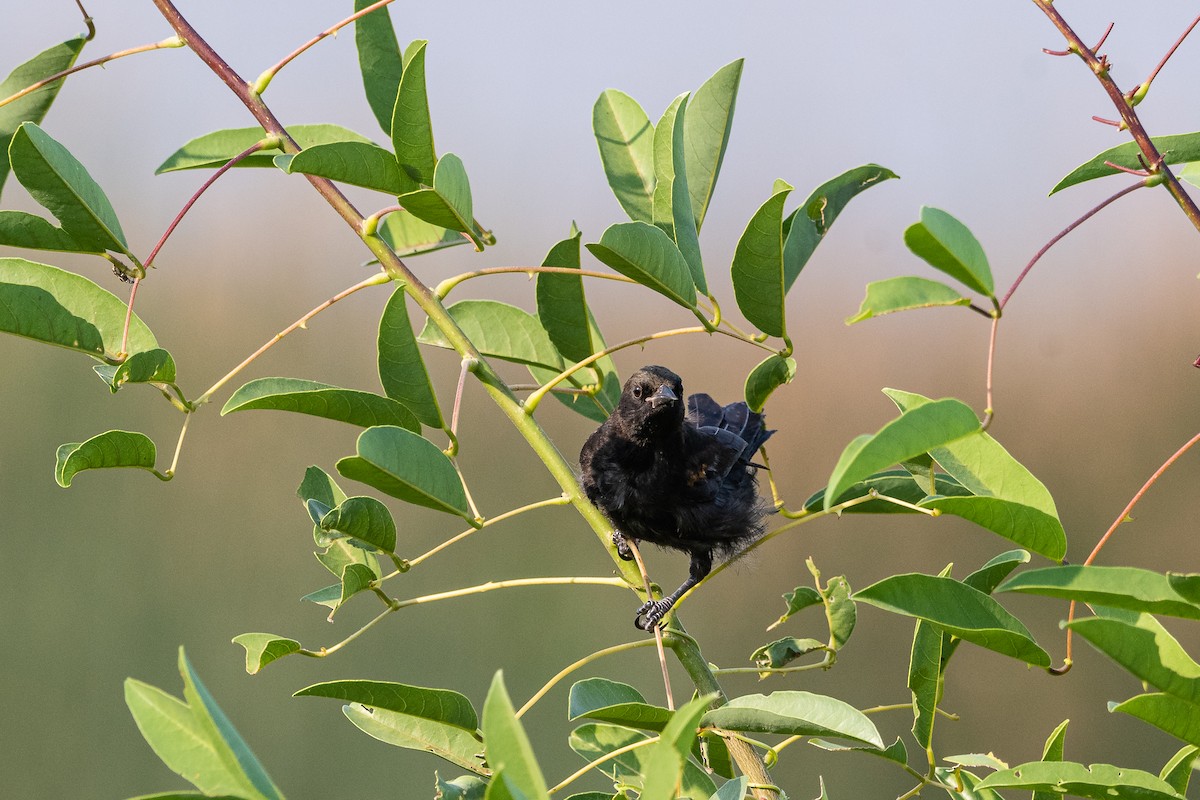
[846,276,971,324]
[744,353,796,413]
[156,124,372,173]
[391,40,436,184]
[336,425,471,519]
[94,347,177,393]
[684,59,742,231]
[1069,612,1200,703]
[593,89,654,222]
[0,209,99,252]
[904,207,994,297]
[976,761,1187,800]
[964,550,1031,595]
[0,257,157,359]
[222,377,419,430]
[1001,566,1200,621]
[909,616,943,749]
[768,585,823,630]
[342,703,488,776]
[700,691,883,748]
[418,299,564,372]
[1113,693,1200,747]
[731,182,791,338]
[275,141,417,194]
[782,164,898,294]
[378,285,444,429]
[586,221,696,309]
[231,633,302,675]
[377,208,466,257]
[10,122,128,255]
[397,153,477,245]
[567,678,672,731]
[0,35,88,194]
[296,680,478,732]
[1053,132,1200,194]
[436,773,489,800]
[482,673,550,800]
[354,0,404,136]
[318,495,397,553]
[652,93,705,293]
[1160,746,1199,796]
[823,396,981,510]
[55,430,159,487]
[855,573,1050,667]
[535,229,590,362]
[803,468,972,513]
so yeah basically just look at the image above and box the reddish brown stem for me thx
[1140,13,1200,94]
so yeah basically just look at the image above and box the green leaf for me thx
[567,679,672,731]
[933,768,1006,800]
[0,36,86,195]
[298,465,347,509]
[378,209,466,258]
[652,93,706,294]
[964,550,1030,595]
[976,761,1187,800]
[378,285,444,429]
[904,207,994,297]
[275,141,417,194]
[855,573,1050,667]
[846,276,971,324]
[1053,132,1200,194]
[744,353,796,413]
[803,468,972,514]
[222,377,418,431]
[296,466,382,581]
[1113,693,1200,747]
[329,554,377,610]
[783,164,898,293]
[810,737,909,766]
[0,257,157,359]
[586,221,696,309]
[684,59,742,231]
[342,703,488,776]
[392,40,436,184]
[318,496,396,552]
[593,89,654,222]
[535,230,590,361]
[712,777,749,800]
[887,389,1067,561]
[10,122,128,254]
[0,209,99,252]
[354,0,404,136]
[1167,572,1200,604]
[823,397,981,510]
[231,633,301,675]
[1069,612,1200,703]
[731,182,792,338]
[768,585,823,630]
[418,299,564,372]
[296,679,478,731]
[336,425,471,519]
[908,617,943,749]
[700,691,883,748]
[654,694,713,758]
[824,575,856,651]
[397,153,475,238]
[436,773,489,800]
[482,673,550,800]
[1001,566,1200,621]
[568,723,716,800]
[1159,746,1199,796]
[751,637,827,671]
[55,430,159,487]
[156,124,371,173]
[94,347,176,393]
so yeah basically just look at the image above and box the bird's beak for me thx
[647,383,678,409]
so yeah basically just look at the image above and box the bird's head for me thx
[615,365,685,441]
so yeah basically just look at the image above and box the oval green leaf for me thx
[685,59,742,232]
[846,275,971,324]
[1053,132,1200,194]
[378,209,466,258]
[319,495,397,553]
[567,678,671,731]
[418,299,564,372]
[378,286,444,428]
[593,89,655,223]
[222,377,418,431]
[336,425,470,519]
[744,353,796,413]
[700,691,883,748]
[751,637,827,671]
[1073,612,1200,704]
[94,348,176,392]
[482,673,550,800]
[11,122,128,254]
[1002,566,1200,620]
[855,573,1050,667]
[731,183,791,338]
[391,40,436,184]
[156,124,372,173]
[803,468,971,514]
[297,679,478,731]
[396,154,479,246]
[0,209,97,253]
[587,221,696,309]
[976,761,1187,800]
[904,206,993,297]
[535,229,590,362]
[0,35,86,193]
[652,93,705,294]
[354,0,404,136]
[343,702,489,776]
[277,140,416,194]
[56,430,159,487]
[823,397,981,510]
[231,633,302,675]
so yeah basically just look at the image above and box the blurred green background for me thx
[3,1,1200,797]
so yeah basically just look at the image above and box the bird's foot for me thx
[634,598,675,631]
[612,531,635,561]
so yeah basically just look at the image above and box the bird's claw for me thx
[634,599,673,631]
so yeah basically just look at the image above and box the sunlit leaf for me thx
[482,673,550,800]
[731,182,791,338]
[1001,566,1200,621]
[700,691,883,748]
[418,299,564,375]
[768,585,822,630]
[231,633,301,675]
[94,347,176,393]
[1113,693,1200,747]
[744,353,796,413]
[976,761,1186,800]
[684,59,742,231]
[222,377,419,430]
[846,276,971,324]
[55,430,159,487]
[586,221,696,309]
[296,679,478,732]
[751,637,827,671]
[436,773,489,800]
[1069,612,1200,704]
[1053,133,1200,194]
[904,206,993,297]
[392,40,436,184]
[336,425,471,519]
[568,723,716,800]
[803,468,971,514]
[1160,746,1199,796]
[535,229,589,362]
[593,89,654,222]
[319,495,397,553]
[652,93,705,293]
[909,616,943,749]
[342,703,488,776]
[156,124,372,172]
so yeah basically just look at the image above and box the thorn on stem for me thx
[1091,115,1123,128]
[1091,22,1115,53]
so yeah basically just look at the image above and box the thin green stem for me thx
[625,537,674,710]
[548,737,660,795]
[0,37,183,110]
[712,657,830,676]
[435,266,635,299]
[195,272,390,405]
[166,410,193,476]
[516,639,656,718]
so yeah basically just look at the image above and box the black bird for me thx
[579,365,774,630]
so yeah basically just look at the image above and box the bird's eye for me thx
[632,385,643,399]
